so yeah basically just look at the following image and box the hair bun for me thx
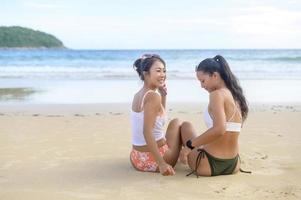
[133,58,142,71]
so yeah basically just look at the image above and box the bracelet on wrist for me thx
[186,139,195,150]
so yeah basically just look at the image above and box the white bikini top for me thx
[204,104,242,132]
[131,90,166,146]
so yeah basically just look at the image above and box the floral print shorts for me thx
[130,144,169,172]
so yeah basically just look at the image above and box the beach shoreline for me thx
[1,79,301,105]
[0,103,300,199]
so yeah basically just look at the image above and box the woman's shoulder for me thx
[209,89,226,100]
[141,91,162,115]
[143,90,161,104]
[210,89,237,110]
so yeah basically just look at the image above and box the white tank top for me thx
[203,105,242,132]
[131,90,166,146]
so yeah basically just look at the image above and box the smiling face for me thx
[196,71,218,92]
[144,60,166,88]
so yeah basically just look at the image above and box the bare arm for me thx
[143,92,166,165]
[191,90,227,147]
[143,92,175,175]
[158,84,167,109]
[161,95,166,109]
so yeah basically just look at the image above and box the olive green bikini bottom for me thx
[187,149,251,177]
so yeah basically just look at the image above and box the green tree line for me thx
[0,26,64,48]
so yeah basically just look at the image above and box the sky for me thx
[1,0,301,49]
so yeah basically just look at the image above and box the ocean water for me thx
[0,49,301,104]
[1,49,301,80]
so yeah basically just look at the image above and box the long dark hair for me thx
[133,54,166,81]
[196,55,248,121]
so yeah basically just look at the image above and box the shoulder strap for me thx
[140,90,156,110]
[227,106,237,122]
[227,102,242,122]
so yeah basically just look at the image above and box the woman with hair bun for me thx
[130,54,182,176]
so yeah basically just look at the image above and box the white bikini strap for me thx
[228,103,241,122]
[140,90,156,110]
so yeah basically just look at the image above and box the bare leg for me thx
[163,118,182,167]
[180,121,197,145]
[180,121,211,176]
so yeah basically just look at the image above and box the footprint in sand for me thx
[214,187,228,194]
[261,155,268,160]
[252,152,269,160]
[74,114,85,117]
[109,112,122,115]
[46,115,62,117]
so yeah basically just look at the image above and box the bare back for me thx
[132,90,146,113]
[205,88,242,158]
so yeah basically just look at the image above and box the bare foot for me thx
[179,147,191,165]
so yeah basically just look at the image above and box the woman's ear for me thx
[143,71,149,79]
[213,72,219,79]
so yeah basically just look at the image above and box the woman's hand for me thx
[158,161,175,176]
[158,84,167,96]
[179,147,192,165]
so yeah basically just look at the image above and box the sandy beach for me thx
[0,103,300,200]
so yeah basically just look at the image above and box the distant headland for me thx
[0,26,65,49]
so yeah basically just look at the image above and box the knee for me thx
[181,121,193,132]
[169,118,182,127]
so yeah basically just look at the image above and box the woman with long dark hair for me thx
[180,55,249,177]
